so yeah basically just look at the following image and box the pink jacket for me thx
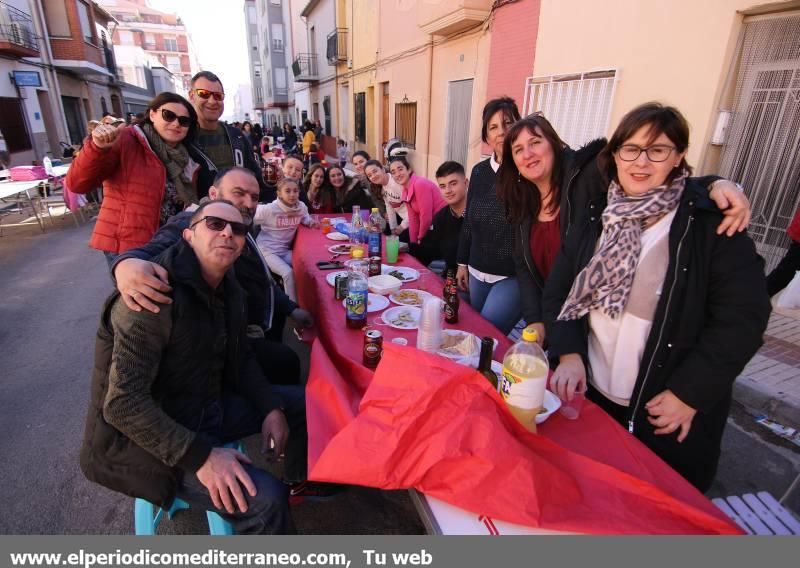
[402,173,446,244]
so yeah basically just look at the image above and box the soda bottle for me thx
[350,205,364,247]
[367,207,383,257]
[477,336,498,390]
[345,262,368,329]
[444,283,459,324]
[500,326,548,433]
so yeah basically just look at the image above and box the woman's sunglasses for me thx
[192,88,225,102]
[190,215,249,236]
[160,108,192,128]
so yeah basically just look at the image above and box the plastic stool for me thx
[134,441,245,535]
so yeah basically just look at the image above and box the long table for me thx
[292,225,740,534]
[0,165,70,232]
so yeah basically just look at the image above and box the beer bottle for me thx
[444,282,459,324]
[477,337,498,390]
[444,269,455,298]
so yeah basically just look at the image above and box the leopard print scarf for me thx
[557,171,687,321]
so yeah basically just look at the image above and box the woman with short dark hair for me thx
[543,103,770,491]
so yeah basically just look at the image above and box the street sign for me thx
[12,71,42,87]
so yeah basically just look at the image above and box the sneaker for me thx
[288,481,344,505]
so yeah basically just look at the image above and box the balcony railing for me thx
[291,53,318,82]
[326,28,347,65]
[0,1,39,56]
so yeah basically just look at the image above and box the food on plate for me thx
[392,290,425,306]
[390,309,417,328]
[329,243,354,254]
[439,332,478,356]
[388,269,411,281]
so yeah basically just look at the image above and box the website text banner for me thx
[1,536,797,568]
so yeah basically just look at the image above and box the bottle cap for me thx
[522,326,539,343]
[352,248,365,259]
[371,208,379,213]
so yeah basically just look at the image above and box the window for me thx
[254,68,261,78]
[271,24,284,51]
[100,97,108,116]
[118,30,133,45]
[44,0,71,36]
[270,0,281,4]
[144,33,156,49]
[323,96,331,137]
[395,101,417,148]
[275,67,287,94]
[251,35,258,50]
[523,69,617,148]
[76,1,94,43]
[166,56,181,73]
[163,37,178,52]
[354,92,366,143]
[0,98,32,153]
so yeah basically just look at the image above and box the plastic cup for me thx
[386,236,400,263]
[311,214,320,226]
[559,385,586,420]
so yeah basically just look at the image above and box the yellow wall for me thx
[532,0,797,170]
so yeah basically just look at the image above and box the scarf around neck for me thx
[557,170,688,321]
[141,122,197,207]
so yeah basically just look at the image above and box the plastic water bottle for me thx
[350,205,364,246]
[500,326,548,433]
[367,207,383,257]
[345,261,369,329]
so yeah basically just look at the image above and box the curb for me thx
[733,375,800,430]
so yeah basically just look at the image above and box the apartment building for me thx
[244,0,293,130]
[99,0,199,93]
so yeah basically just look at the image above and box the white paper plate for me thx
[342,293,389,313]
[328,243,354,254]
[326,231,349,241]
[381,305,422,330]
[325,270,349,286]
[389,288,432,307]
[381,265,419,282]
[490,361,561,424]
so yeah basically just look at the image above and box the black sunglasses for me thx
[160,108,192,128]
[190,215,248,236]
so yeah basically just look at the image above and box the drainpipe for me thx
[31,0,69,145]
[424,35,433,175]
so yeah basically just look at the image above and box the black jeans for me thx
[175,385,307,534]
[767,241,800,296]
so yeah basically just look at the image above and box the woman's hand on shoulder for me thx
[550,353,586,402]
[708,180,751,237]
[645,389,697,442]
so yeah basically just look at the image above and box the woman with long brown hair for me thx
[304,163,334,213]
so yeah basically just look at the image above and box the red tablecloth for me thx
[292,226,740,534]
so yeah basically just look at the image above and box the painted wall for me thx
[531,0,797,169]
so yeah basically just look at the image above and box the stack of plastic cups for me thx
[416,297,444,353]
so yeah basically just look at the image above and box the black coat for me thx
[191,123,267,200]
[80,241,282,507]
[542,179,771,491]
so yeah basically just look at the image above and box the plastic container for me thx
[416,297,444,353]
[368,274,402,296]
[500,326,548,433]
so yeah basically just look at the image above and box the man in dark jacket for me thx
[111,167,312,386]
[188,71,271,202]
[81,200,304,533]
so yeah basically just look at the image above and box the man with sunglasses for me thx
[189,71,272,202]
[81,200,304,533]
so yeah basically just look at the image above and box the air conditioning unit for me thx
[9,22,26,46]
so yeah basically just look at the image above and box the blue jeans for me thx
[468,275,521,335]
[175,386,306,534]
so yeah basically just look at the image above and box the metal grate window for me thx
[522,69,617,149]
[718,14,800,271]
[395,101,417,149]
[354,92,366,143]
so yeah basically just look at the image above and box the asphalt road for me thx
[0,219,796,534]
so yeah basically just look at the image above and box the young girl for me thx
[254,178,318,301]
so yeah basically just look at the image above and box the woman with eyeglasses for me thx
[66,92,200,265]
[542,103,770,491]
[496,111,751,345]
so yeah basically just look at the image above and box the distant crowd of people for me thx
[65,64,781,534]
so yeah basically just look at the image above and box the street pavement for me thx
[0,215,796,534]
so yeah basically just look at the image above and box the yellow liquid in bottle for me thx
[501,353,548,433]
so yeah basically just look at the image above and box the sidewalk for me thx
[735,302,800,430]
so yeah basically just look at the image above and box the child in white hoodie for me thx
[254,178,318,301]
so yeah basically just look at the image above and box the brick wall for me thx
[48,0,103,66]
[485,0,541,108]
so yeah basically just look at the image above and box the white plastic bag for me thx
[776,271,800,309]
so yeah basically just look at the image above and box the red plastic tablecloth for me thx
[292,226,740,534]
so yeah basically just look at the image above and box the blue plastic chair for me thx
[134,441,245,535]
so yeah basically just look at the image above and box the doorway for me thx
[61,96,84,145]
[381,82,389,148]
[445,78,474,167]
[37,90,59,158]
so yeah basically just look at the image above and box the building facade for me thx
[99,0,199,94]
[245,0,293,130]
